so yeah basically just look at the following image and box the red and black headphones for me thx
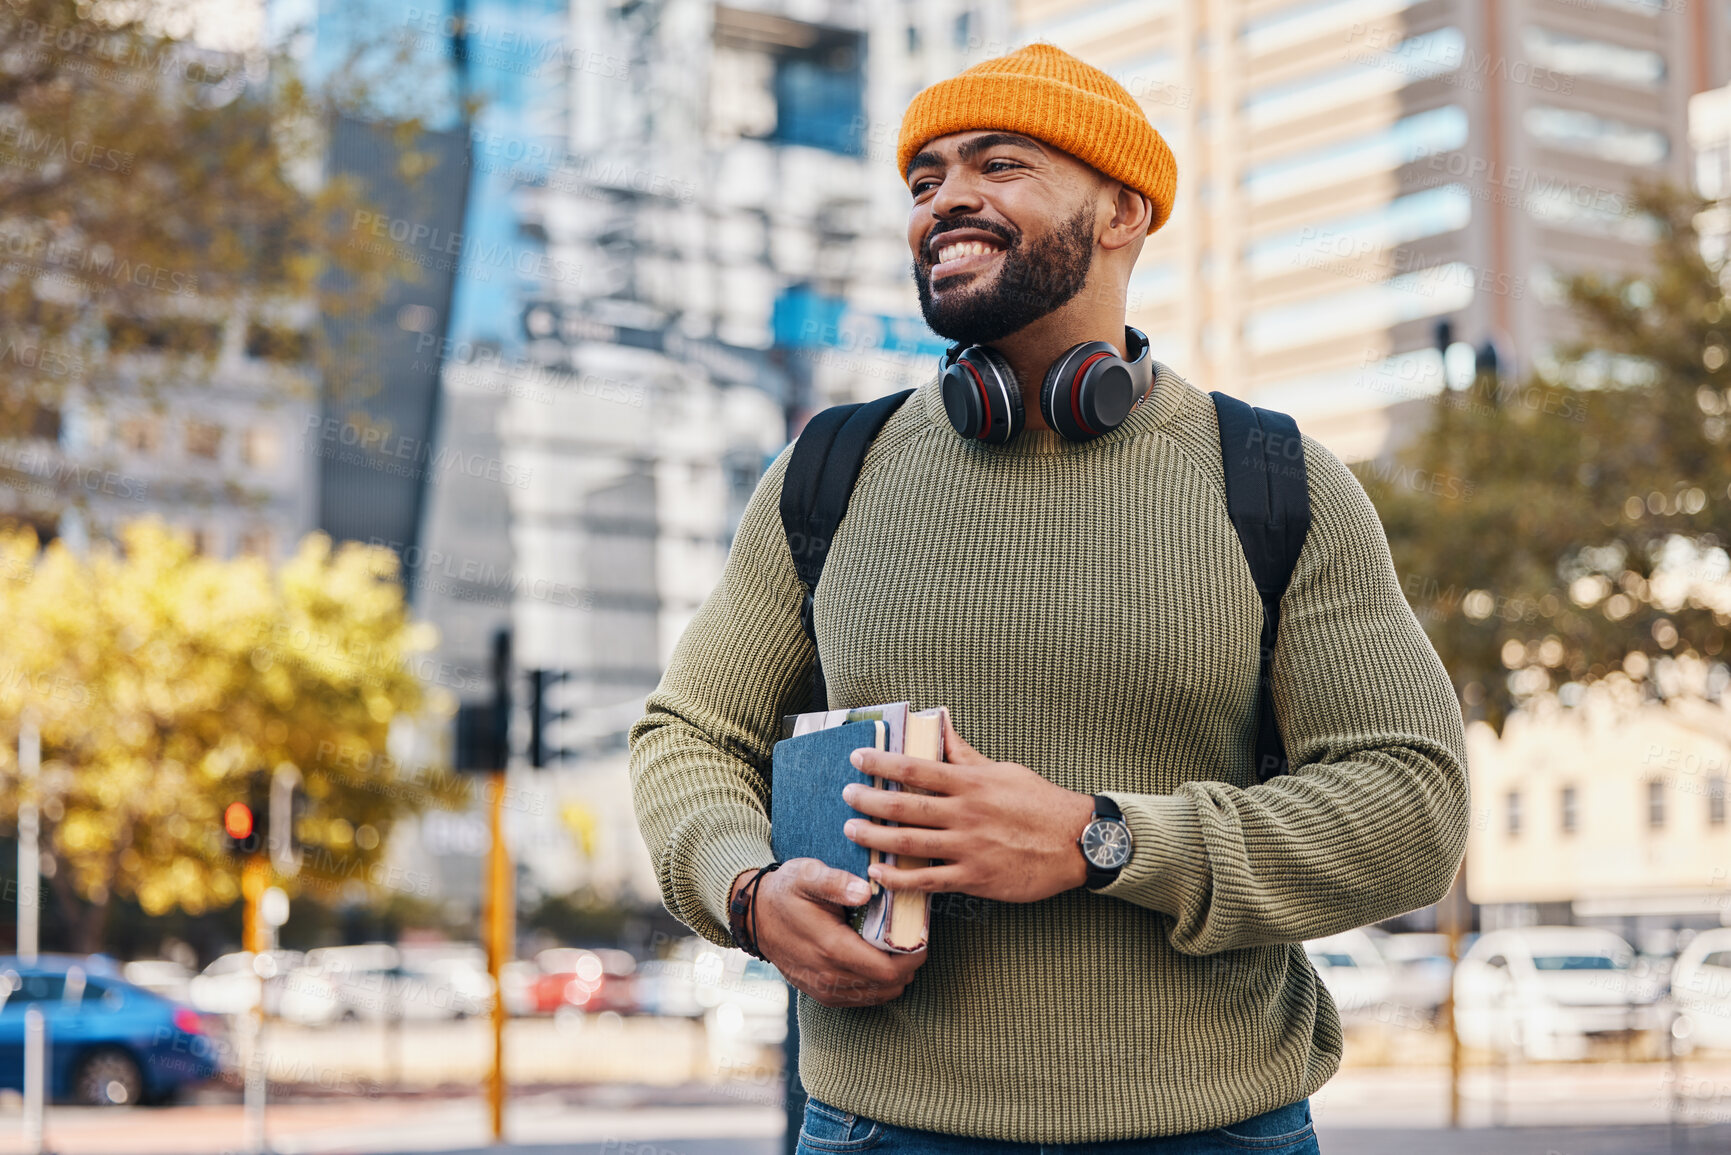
[939,326,1155,444]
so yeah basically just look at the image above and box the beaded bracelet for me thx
[727,861,782,960]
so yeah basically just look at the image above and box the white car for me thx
[1669,928,1731,1053]
[1378,932,1457,1024]
[187,950,304,1018]
[280,943,489,1024]
[1305,929,1392,1020]
[1454,927,1662,1060]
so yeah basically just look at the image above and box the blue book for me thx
[770,719,884,884]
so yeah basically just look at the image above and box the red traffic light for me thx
[223,802,255,842]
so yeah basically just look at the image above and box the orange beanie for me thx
[896,42,1178,234]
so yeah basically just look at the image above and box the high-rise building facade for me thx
[1014,0,1718,460]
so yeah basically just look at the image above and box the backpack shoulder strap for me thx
[778,388,914,711]
[1209,391,1313,783]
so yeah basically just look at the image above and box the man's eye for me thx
[911,179,937,195]
[984,159,1020,172]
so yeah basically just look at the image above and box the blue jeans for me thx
[794,1096,1319,1155]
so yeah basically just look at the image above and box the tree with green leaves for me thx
[1362,181,1731,737]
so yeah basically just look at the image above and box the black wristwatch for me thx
[1077,794,1133,890]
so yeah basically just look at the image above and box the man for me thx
[630,43,1469,1151]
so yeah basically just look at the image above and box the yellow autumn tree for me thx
[0,519,461,952]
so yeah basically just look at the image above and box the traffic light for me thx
[222,794,262,855]
[528,668,572,768]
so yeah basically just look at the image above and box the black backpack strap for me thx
[1210,391,1313,783]
[778,389,914,711]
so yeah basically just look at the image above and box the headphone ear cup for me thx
[969,346,1022,443]
[1041,341,1117,441]
[941,346,1022,444]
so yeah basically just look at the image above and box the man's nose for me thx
[928,172,982,219]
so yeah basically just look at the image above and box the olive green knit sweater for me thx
[628,364,1470,1143]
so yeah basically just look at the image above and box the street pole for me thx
[482,627,512,1144]
[485,771,511,1142]
[18,711,39,965]
[1441,856,1465,1129]
[241,855,271,1155]
[23,1005,44,1154]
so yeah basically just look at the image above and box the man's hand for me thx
[842,711,1097,903]
[729,859,926,1008]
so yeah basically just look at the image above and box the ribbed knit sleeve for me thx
[627,444,814,947]
[1095,435,1471,954]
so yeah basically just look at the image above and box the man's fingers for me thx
[843,783,952,826]
[844,817,958,860]
[866,860,970,894]
[849,748,959,792]
[786,857,872,907]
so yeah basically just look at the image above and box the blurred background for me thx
[0,0,1729,1152]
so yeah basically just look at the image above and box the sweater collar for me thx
[914,357,1189,455]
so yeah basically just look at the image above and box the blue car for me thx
[0,955,219,1106]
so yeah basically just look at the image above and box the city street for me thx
[6,1062,1731,1155]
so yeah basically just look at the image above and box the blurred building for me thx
[43,317,321,561]
[477,0,1015,904]
[1466,697,1731,953]
[1014,0,1720,461]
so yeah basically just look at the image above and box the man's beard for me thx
[914,203,1095,347]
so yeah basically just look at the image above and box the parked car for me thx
[1669,927,1731,1053]
[1378,933,1457,1023]
[280,943,489,1024]
[121,960,195,1005]
[1454,927,1662,1060]
[1305,929,1392,1020]
[529,948,638,1016]
[692,946,787,1069]
[0,955,217,1106]
[186,950,303,1018]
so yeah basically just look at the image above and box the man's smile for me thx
[927,227,1009,282]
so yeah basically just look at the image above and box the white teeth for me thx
[935,240,997,264]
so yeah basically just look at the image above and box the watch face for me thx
[1081,819,1131,869]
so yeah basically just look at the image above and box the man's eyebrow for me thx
[905,133,1047,180]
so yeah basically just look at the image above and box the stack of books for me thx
[771,701,948,953]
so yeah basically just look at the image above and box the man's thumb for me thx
[941,709,987,764]
[796,861,872,907]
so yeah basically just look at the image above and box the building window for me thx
[1522,26,1664,89]
[771,33,864,156]
[242,427,283,470]
[185,421,223,460]
[1648,780,1665,829]
[1560,785,1578,835]
[1710,776,1726,826]
[1525,106,1667,165]
[237,527,273,558]
[1506,790,1522,837]
[118,416,160,454]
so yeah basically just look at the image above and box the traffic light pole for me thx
[241,854,271,1155]
[483,628,512,1143]
[484,771,511,1142]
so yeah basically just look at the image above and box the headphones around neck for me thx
[939,326,1155,444]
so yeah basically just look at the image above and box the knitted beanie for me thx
[896,43,1178,234]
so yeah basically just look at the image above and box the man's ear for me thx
[1099,181,1150,252]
